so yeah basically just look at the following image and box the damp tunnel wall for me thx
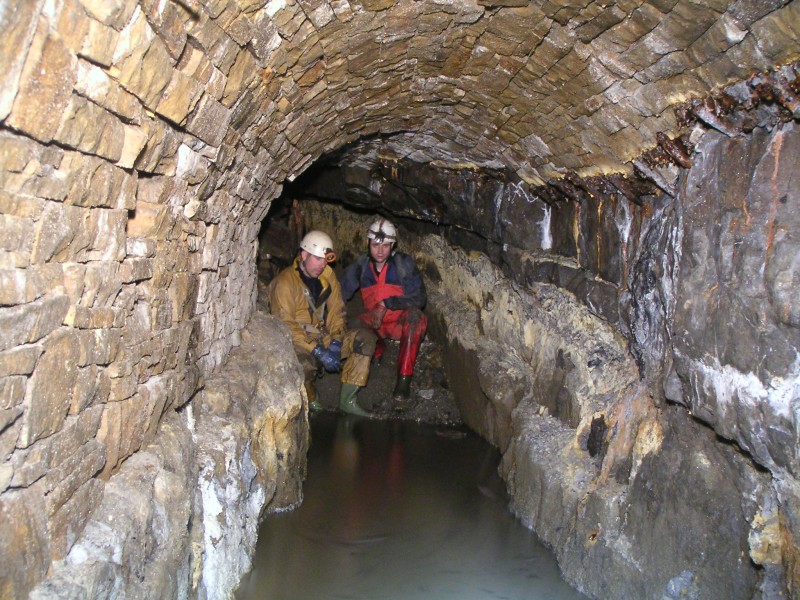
[1,0,799,599]
[299,109,799,597]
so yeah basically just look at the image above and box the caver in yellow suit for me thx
[269,231,376,417]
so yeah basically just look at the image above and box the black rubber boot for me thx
[393,375,412,399]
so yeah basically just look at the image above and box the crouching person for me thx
[341,218,428,406]
[269,230,377,417]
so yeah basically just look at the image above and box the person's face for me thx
[299,250,327,278]
[369,240,393,264]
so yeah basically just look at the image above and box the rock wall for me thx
[302,113,798,597]
[1,0,798,598]
[22,312,308,599]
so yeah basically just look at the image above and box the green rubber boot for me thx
[305,381,323,412]
[339,383,373,417]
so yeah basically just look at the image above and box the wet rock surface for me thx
[293,202,782,599]
[26,312,309,600]
[1,0,798,595]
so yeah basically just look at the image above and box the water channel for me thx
[236,412,588,600]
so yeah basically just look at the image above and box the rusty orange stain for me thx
[765,132,783,263]
[597,199,604,272]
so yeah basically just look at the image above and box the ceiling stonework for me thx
[224,0,799,186]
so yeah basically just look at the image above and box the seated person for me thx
[269,230,377,417]
[341,219,428,402]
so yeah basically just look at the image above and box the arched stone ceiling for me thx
[219,0,798,187]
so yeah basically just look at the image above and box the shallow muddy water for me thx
[236,412,587,600]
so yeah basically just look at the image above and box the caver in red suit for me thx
[340,219,428,401]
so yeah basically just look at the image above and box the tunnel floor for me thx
[235,412,588,600]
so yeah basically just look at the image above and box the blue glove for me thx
[312,343,341,372]
[328,339,342,361]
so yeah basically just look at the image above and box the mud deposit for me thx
[235,413,587,599]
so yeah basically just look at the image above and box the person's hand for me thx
[367,303,387,329]
[328,339,342,361]
[312,343,341,372]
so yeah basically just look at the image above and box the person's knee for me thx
[405,307,428,330]
[352,328,377,356]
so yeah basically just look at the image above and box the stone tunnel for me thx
[1,0,799,598]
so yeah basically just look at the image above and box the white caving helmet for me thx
[300,230,336,263]
[367,218,397,245]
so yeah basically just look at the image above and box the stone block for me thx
[5,19,76,142]
[168,273,198,323]
[56,0,91,60]
[0,131,46,173]
[0,376,26,413]
[44,439,105,517]
[185,94,232,147]
[53,94,125,162]
[30,201,83,264]
[0,345,42,378]
[126,238,157,258]
[79,261,121,307]
[575,6,626,43]
[83,208,127,262]
[66,306,125,329]
[116,125,149,170]
[202,21,241,74]
[0,487,49,599]
[0,295,71,352]
[11,405,103,487]
[119,257,155,283]
[77,0,136,29]
[48,477,104,561]
[151,294,175,331]
[57,152,135,209]
[123,300,153,347]
[222,48,258,107]
[132,117,181,176]
[139,374,173,440]
[0,417,21,463]
[97,393,157,476]
[155,69,204,125]
[0,213,33,266]
[176,39,214,83]
[140,0,187,60]
[136,175,175,205]
[108,371,138,402]
[76,329,122,367]
[0,0,42,120]
[750,1,800,63]
[226,12,255,46]
[114,17,174,108]
[18,329,81,447]
[0,463,11,492]
[81,14,119,66]
[0,268,35,305]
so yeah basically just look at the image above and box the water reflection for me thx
[236,413,587,600]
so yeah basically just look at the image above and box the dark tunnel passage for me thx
[2,1,799,599]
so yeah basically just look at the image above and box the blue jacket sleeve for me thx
[340,258,365,302]
[383,253,426,311]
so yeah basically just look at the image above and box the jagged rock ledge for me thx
[417,234,769,600]
[28,313,308,600]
